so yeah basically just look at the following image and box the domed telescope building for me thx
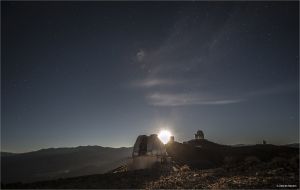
[195,130,204,140]
[131,134,167,170]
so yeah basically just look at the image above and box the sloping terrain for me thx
[1,146,132,183]
[146,158,299,189]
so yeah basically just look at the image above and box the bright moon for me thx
[158,130,172,144]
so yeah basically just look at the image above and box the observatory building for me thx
[131,134,167,170]
[195,130,204,140]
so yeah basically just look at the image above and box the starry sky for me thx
[2,1,299,153]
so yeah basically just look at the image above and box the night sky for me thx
[2,1,299,152]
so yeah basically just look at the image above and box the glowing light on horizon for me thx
[158,130,172,144]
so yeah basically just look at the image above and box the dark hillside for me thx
[221,144,299,162]
[1,146,132,183]
[166,142,224,168]
[2,168,167,189]
[166,141,299,169]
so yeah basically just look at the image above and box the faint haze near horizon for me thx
[1,1,299,153]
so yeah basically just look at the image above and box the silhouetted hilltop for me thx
[166,141,224,169]
[184,139,229,149]
[166,140,299,169]
[222,144,299,162]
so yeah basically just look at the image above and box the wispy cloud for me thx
[131,78,182,88]
[145,82,298,107]
[147,92,244,106]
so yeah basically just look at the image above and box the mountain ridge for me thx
[2,142,298,155]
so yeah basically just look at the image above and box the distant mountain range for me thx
[1,146,132,184]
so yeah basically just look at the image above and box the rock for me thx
[172,166,179,172]
[180,165,190,172]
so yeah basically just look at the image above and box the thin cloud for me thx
[146,83,297,107]
[131,78,183,88]
[147,92,244,106]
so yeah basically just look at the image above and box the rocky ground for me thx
[146,156,299,189]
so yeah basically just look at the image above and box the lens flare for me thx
[158,130,172,144]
